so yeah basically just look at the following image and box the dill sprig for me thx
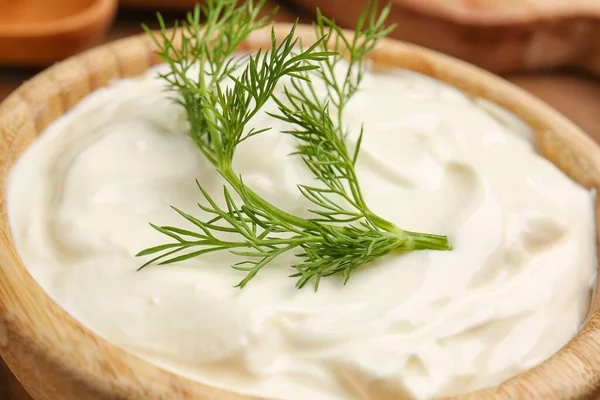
[137,0,451,290]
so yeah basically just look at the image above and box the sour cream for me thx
[7,59,596,399]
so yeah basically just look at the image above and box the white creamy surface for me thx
[7,60,597,399]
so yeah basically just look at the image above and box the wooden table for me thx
[1,2,600,399]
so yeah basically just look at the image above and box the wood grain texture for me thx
[0,357,31,400]
[291,0,600,75]
[1,25,600,400]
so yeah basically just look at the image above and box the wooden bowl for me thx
[1,24,600,400]
[120,0,198,9]
[291,0,600,74]
[0,0,118,66]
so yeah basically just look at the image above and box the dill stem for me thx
[367,212,450,250]
[220,168,315,230]
[405,231,452,251]
[222,168,451,252]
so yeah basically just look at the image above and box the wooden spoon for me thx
[0,0,117,66]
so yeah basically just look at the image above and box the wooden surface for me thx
[1,3,600,400]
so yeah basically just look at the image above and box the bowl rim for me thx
[0,0,117,37]
[1,23,600,400]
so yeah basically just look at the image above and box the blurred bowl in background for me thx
[120,0,198,9]
[290,0,600,74]
[0,0,118,66]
